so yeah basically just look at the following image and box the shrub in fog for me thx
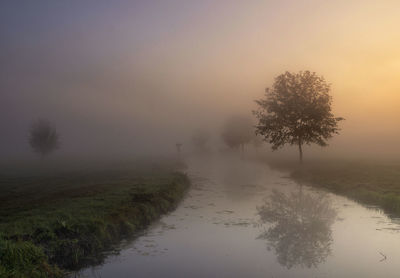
[29,119,60,158]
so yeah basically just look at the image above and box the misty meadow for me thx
[1,1,400,278]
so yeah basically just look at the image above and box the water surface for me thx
[74,155,400,278]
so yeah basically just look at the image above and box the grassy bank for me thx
[0,161,190,277]
[267,159,400,217]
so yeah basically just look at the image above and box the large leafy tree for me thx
[254,71,343,162]
[29,119,60,158]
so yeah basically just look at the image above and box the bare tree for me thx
[29,119,60,158]
[254,71,343,163]
[221,115,254,153]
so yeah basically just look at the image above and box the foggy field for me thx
[3,1,400,277]
[0,161,189,277]
[267,159,400,216]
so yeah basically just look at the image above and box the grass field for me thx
[267,158,400,217]
[0,160,190,277]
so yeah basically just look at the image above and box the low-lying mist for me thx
[1,1,400,163]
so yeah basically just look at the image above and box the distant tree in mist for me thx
[221,115,254,152]
[254,71,343,163]
[29,119,60,158]
[192,130,209,152]
[175,142,183,155]
[251,134,264,149]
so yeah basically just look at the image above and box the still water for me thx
[75,155,400,278]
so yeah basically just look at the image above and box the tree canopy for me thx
[254,71,343,162]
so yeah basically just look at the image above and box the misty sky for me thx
[1,0,400,159]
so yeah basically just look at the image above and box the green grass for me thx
[267,159,400,216]
[0,161,190,277]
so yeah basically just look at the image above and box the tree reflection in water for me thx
[257,189,337,269]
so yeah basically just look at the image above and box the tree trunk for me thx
[298,140,303,164]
